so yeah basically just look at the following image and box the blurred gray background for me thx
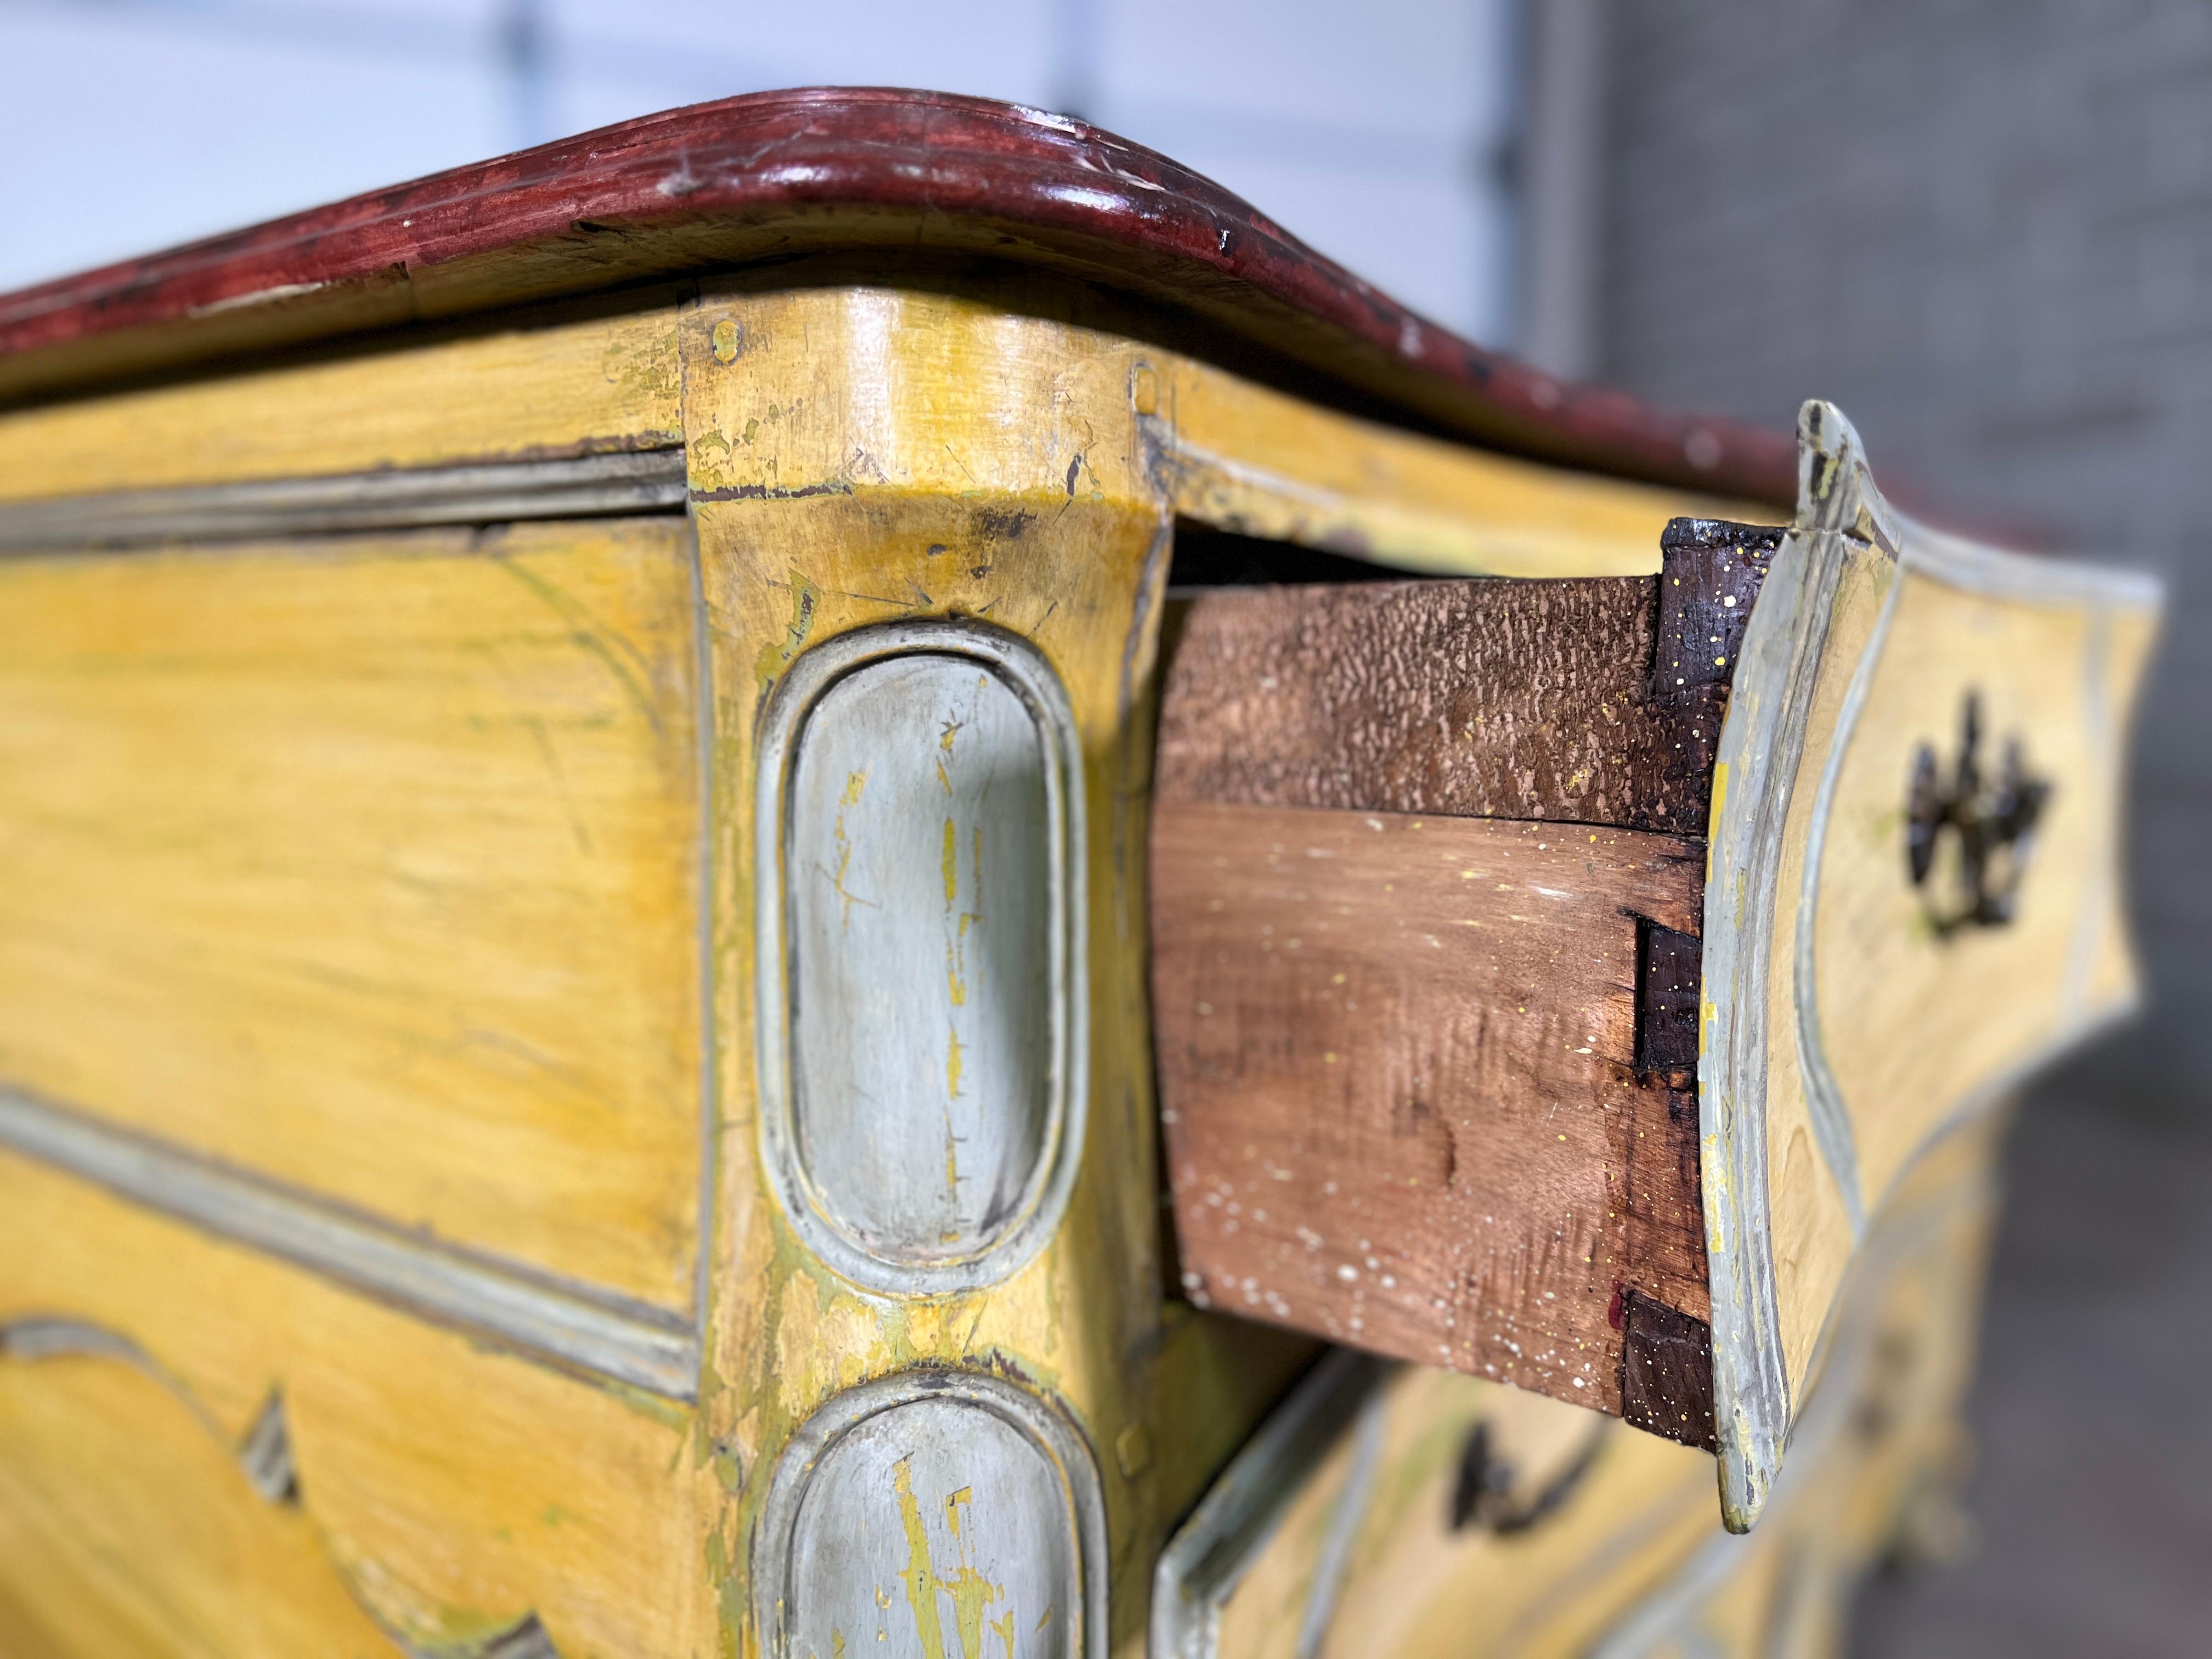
[1582,6,2212,1654]
[5,2,2207,1651]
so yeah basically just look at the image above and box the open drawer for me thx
[1154,402,2159,1530]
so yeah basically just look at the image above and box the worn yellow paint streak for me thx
[0,517,704,1307]
[0,304,684,501]
[940,1561,1000,1659]
[890,1458,950,1659]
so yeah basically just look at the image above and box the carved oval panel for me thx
[757,622,1085,1296]
[755,1372,1107,1659]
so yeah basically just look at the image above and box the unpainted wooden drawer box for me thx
[1153,518,1777,1449]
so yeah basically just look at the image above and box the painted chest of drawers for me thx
[0,89,2154,1658]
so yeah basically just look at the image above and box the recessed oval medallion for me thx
[755,1371,1107,1659]
[757,622,1085,1295]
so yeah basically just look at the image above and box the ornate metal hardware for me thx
[1905,689,2052,935]
[1449,1417,1607,1536]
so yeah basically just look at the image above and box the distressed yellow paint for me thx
[1753,539,2155,1400]
[1814,578,2155,1204]
[891,1457,951,1659]
[1146,351,1760,577]
[684,286,1317,1656]
[755,568,822,691]
[0,517,704,1308]
[0,1155,716,1655]
[0,303,684,501]
[0,272,1788,1657]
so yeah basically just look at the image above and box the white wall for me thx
[0,0,1519,343]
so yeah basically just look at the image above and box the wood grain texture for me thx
[1269,1108,2002,1659]
[0,302,681,504]
[1620,1293,1717,1452]
[1155,577,1723,835]
[1154,802,1708,1419]
[0,92,1798,506]
[1650,518,1780,697]
[1587,1111,2003,1657]
[0,517,704,1311]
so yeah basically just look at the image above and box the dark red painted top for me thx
[0,87,1798,505]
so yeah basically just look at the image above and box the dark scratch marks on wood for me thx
[689,480,855,503]
[489,555,670,742]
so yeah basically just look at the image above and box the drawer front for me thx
[1154,1107,2001,1659]
[1701,403,2159,1529]
[0,517,706,1320]
[1155,402,2157,1538]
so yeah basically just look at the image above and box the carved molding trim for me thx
[0,449,687,554]
[1700,400,2162,1532]
[0,1317,566,1656]
[753,1368,1109,1659]
[0,1085,698,1398]
[1150,1348,1387,1659]
[753,619,1088,1297]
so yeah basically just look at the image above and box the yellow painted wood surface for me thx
[0,1155,717,1656]
[0,273,1756,583]
[1756,532,2154,1404]
[1698,405,2157,1532]
[0,517,705,1308]
[0,301,682,501]
[0,280,2063,1657]
[677,284,1316,1655]
[1754,534,1897,1400]
[1210,1365,1721,1659]
[1809,573,2156,1207]
[1142,355,1756,578]
[0,1352,395,1659]
[0,283,1360,1659]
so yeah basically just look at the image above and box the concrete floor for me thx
[1849,1064,2212,1657]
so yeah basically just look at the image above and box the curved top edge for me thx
[0,85,1799,505]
